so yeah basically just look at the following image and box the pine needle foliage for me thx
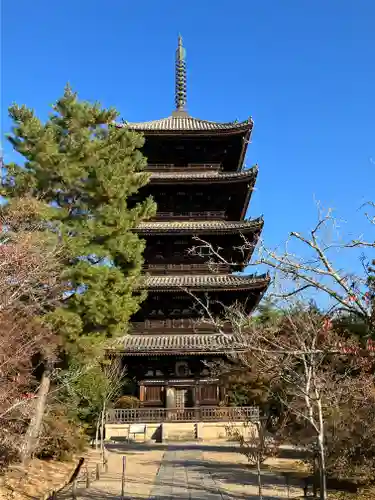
[2,85,156,357]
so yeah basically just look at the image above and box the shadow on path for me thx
[106,441,307,460]
[55,443,304,499]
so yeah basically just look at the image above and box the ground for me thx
[56,442,306,499]
[2,442,370,499]
[0,457,77,499]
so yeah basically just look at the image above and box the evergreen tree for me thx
[3,86,156,356]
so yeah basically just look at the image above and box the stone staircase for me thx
[161,422,197,441]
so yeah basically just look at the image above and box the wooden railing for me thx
[131,319,232,332]
[143,263,230,274]
[187,163,222,171]
[147,164,175,170]
[154,210,226,219]
[147,163,222,171]
[106,406,259,424]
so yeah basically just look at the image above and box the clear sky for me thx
[1,0,374,268]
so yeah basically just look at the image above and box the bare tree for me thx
[187,293,373,500]
[0,312,50,470]
[0,197,62,314]
[189,201,374,328]
[186,179,375,499]
[0,198,62,465]
[227,418,277,500]
[97,358,126,458]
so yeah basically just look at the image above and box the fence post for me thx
[72,480,77,499]
[121,456,126,498]
[85,464,90,488]
[303,476,309,498]
[96,462,100,480]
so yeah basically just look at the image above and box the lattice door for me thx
[175,389,187,409]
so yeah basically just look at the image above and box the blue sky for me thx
[1,1,374,279]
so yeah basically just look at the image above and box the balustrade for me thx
[143,263,230,274]
[106,406,259,423]
[147,163,222,171]
[154,210,226,219]
[187,163,222,171]
[131,319,231,332]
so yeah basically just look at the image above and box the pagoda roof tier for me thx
[118,114,253,136]
[137,273,270,292]
[135,217,263,235]
[149,165,257,184]
[120,333,246,356]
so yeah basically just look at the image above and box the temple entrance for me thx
[175,388,187,409]
[175,387,194,409]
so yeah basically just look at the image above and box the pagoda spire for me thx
[173,35,188,115]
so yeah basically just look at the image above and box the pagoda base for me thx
[105,406,259,443]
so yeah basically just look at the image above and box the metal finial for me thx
[175,35,187,112]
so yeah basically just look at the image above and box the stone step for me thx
[161,422,198,442]
[165,433,196,441]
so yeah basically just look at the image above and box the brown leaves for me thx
[0,198,62,468]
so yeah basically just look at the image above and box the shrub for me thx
[36,408,87,461]
[114,395,140,409]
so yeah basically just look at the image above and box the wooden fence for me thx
[106,406,259,424]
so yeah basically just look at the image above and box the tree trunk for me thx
[318,416,327,500]
[257,456,263,499]
[255,421,263,499]
[317,400,327,500]
[95,416,100,450]
[21,367,51,464]
[100,402,106,463]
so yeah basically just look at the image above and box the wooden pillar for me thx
[219,385,225,404]
[139,384,145,403]
[194,383,200,407]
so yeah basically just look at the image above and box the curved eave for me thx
[149,165,258,185]
[240,166,258,219]
[116,116,253,136]
[112,332,250,356]
[137,274,270,293]
[135,217,264,235]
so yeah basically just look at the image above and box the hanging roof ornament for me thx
[173,35,188,116]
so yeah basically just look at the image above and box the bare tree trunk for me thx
[257,455,262,499]
[255,420,263,499]
[95,416,100,450]
[21,367,51,464]
[316,398,327,500]
[100,402,106,463]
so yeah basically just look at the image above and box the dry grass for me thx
[0,457,76,499]
[328,489,375,500]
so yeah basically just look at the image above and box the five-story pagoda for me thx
[119,36,269,410]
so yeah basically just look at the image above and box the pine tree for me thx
[3,86,156,355]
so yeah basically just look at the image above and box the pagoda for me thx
[119,36,269,410]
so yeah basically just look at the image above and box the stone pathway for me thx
[149,449,230,499]
[57,442,303,499]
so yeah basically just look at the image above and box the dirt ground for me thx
[0,458,76,499]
